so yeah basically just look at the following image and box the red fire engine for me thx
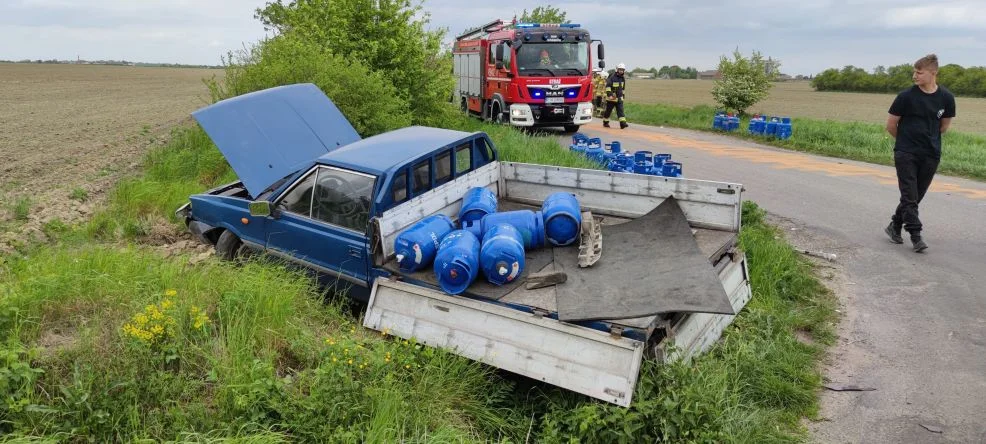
[452,19,605,132]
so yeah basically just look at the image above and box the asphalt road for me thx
[566,123,986,443]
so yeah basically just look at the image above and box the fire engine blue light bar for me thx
[515,23,581,28]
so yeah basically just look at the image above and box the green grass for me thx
[68,188,88,202]
[11,196,32,221]
[1,111,837,442]
[625,102,986,182]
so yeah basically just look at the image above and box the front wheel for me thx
[215,230,252,262]
[490,102,504,125]
[563,124,580,133]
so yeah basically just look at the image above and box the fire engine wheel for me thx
[490,102,505,124]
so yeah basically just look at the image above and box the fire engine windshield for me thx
[514,42,589,76]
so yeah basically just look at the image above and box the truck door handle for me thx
[349,246,361,258]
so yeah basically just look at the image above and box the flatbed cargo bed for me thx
[382,198,739,336]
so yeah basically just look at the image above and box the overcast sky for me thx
[2,0,983,75]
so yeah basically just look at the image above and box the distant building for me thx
[698,70,720,80]
[632,72,655,79]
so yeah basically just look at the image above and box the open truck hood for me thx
[192,83,361,197]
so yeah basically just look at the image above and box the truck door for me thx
[265,166,374,287]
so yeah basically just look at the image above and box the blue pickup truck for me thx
[178,83,752,406]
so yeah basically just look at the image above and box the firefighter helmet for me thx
[616,63,626,70]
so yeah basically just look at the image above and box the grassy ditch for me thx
[0,116,837,442]
[624,102,986,182]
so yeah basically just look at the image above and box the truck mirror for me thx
[248,200,272,217]
[597,43,605,61]
[495,43,504,63]
[598,60,605,69]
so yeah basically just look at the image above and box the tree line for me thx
[812,64,986,97]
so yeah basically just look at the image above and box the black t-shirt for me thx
[889,85,956,158]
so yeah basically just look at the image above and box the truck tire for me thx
[490,102,504,124]
[216,230,245,261]
[563,124,580,133]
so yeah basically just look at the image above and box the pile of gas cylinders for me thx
[569,133,682,178]
[393,187,582,295]
[713,112,741,132]
[747,115,793,140]
[712,112,794,140]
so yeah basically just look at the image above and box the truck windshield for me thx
[515,42,588,76]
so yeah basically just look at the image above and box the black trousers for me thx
[593,97,604,115]
[891,150,939,235]
[603,100,625,122]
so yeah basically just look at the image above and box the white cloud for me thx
[0,0,983,74]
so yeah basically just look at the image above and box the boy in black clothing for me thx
[884,54,956,252]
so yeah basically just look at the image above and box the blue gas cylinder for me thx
[747,115,759,134]
[433,230,480,294]
[461,210,546,250]
[541,192,582,246]
[653,154,672,168]
[606,141,622,154]
[776,117,792,140]
[588,137,602,149]
[661,161,683,177]
[394,214,455,272]
[765,117,779,137]
[713,113,724,130]
[572,133,589,145]
[726,114,739,131]
[459,187,497,225]
[479,223,526,286]
[584,145,606,164]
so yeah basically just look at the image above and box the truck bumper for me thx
[509,102,593,127]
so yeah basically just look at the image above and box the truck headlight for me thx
[581,107,593,116]
[511,108,529,116]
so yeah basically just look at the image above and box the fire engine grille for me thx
[532,104,577,123]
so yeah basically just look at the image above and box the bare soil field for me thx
[627,79,986,135]
[0,63,219,247]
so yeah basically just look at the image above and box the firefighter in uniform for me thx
[592,69,608,118]
[603,63,629,129]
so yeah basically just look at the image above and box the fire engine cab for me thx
[452,19,605,132]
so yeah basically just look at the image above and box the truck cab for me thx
[178,83,497,299]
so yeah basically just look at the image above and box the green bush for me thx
[712,50,776,115]
[208,36,411,137]
[254,0,455,127]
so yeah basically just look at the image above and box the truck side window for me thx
[391,170,408,203]
[455,143,471,174]
[311,167,375,232]
[277,170,317,217]
[435,150,452,185]
[412,160,430,194]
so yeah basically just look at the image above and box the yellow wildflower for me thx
[165,289,177,297]
[348,359,353,365]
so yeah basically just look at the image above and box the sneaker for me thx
[602,121,610,128]
[884,222,903,244]
[911,236,928,253]
[620,121,629,129]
